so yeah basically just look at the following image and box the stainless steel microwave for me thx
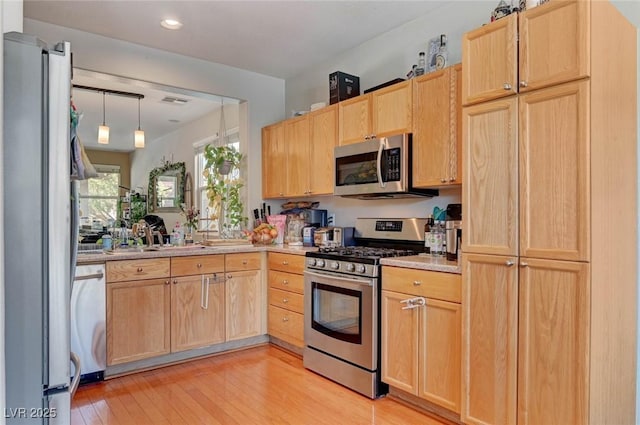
[333,134,438,199]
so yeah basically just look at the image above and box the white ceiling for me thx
[24,0,447,152]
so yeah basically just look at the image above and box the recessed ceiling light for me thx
[160,19,183,30]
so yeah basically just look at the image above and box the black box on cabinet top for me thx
[329,71,360,104]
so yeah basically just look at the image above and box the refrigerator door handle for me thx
[70,352,81,398]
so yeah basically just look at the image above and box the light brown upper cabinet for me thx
[262,104,338,199]
[519,81,590,261]
[462,1,589,105]
[284,115,311,198]
[307,104,339,196]
[412,64,462,188]
[462,96,518,256]
[339,80,412,145]
[261,122,286,198]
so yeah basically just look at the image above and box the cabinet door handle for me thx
[520,262,529,267]
[413,280,422,286]
[503,83,512,90]
[136,267,143,272]
[200,275,210,310]
[165,280,171,285]
[282,317,289,322]
[506,260,515,267]
[519,81,528,88]
[449,177,456,182]
[227,274,232,280]
[440,178,447,183]
[401,297,426,310]
[172,279,178,284]
[283,298,288,304]
[282,280,289,286]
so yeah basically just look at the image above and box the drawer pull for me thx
[282,280,289,285]
[242,259,248,265]
[197,263,202,268]
[282,261,289,265]
[137,267,143,273]
[413,280,422,286]
[282,317,289,322]
[283,298,288,304]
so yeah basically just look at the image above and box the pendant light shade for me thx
[135,97,145,148]
[98,91,109,144]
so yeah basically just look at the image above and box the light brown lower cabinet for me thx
[381,267,461,414]
[462,253,590,425]
[267,252,305,348]
[171,274,225,352]
[225,269,262,341]
[107,253,264,366]
[106,277,171,365]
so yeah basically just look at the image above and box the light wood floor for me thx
[72,344,449,425]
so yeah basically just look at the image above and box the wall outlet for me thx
[328,213,336,225]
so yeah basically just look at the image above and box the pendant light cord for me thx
[102,91,106,125]
[137,97,141,130]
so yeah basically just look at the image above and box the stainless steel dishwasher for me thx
[71,263,106,384]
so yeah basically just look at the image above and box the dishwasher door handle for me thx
[74,272,104,281]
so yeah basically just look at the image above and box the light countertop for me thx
[76,243,316,264]
[380,254,461,275]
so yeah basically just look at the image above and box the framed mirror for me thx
[148,162,186,212]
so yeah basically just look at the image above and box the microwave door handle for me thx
[377,137,387,188]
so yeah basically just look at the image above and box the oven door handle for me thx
[401,297,426,310]
[304,270,375,290]
[376,137,387,188]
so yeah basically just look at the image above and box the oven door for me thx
[304,269,377,370]
[333,135,408,197]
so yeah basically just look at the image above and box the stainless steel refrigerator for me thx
[3,32,73,424]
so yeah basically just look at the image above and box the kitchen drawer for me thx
[268,305,303,348]
[268,252,305,274]
[268,270,304,294]
[171,255,224,277]
[225,252,262,272]
[382,266,461,303]
[106,258,170,283]
[269,287,304,314]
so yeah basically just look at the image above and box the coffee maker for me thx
[445,204,462,262]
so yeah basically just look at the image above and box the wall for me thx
[129,104,239,228]
[23,19,285,219]
[85,149,131,196]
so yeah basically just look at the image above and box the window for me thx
[77,164,120,229]
[194,130,241,232]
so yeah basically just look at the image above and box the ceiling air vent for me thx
[161,96,188,105]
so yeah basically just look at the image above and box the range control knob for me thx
[316,259,325,268]
[307,258,317,267]
[356,264,366,274]
[330,261,340,270]
[346,263,355,272]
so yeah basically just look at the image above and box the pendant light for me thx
[97,91,109,144]
[134,96,145,148]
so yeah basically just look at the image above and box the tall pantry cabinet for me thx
[461,1,637,425]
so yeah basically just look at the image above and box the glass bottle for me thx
[423,215,433,254]
[416,52,426,76]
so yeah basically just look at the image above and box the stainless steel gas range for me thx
[303,218,426,399]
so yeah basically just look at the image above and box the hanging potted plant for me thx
[203,143,247,238]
